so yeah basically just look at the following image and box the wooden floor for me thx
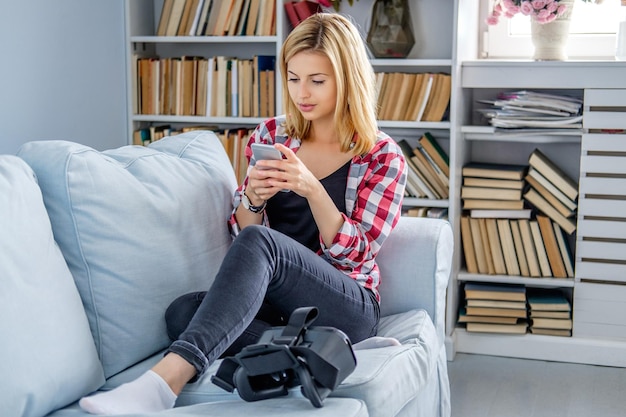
[448,353,626,417]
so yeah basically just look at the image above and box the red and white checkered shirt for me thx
[228,116,407,300]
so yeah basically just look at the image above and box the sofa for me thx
[1,130,453,417]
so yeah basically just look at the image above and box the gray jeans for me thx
[165,225,380,377]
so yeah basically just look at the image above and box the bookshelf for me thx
[124,0,626,367]
[452,55,626,366]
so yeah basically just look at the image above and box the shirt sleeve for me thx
[322,138,408,271]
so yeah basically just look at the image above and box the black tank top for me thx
[265,161,350,252]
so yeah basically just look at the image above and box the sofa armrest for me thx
[377,217,453,344]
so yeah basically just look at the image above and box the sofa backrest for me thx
[0,155,105,417]
[17,131,237,379]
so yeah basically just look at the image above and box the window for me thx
[482,0,625,59]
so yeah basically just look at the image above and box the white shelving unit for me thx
[450,58,626,367]
[124,0,626,367]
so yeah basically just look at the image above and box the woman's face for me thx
[286,51,337,123]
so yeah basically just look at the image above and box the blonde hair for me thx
[279,13,377,155]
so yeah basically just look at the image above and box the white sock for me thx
[79,370,177,415]
[352,336,401,350]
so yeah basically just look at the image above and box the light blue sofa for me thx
[1,131,452,417]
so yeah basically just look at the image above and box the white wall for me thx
[0,0,128,154]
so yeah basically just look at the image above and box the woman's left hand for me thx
[252,143,320,200]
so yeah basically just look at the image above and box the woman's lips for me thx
[298,103,315,112]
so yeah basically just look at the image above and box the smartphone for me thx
[251,143,283,169]
[251,143,289,192]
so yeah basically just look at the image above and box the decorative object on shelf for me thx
[366,0,415,58]
[530,0,575,60]
[485,0,600,61]
[316,0,358,12]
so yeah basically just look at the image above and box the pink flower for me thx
[556,4,568,15]
[531,0,548,10]
[546,2,559,12]
[520,1,534,15]
[316,0,332,6]
[485,15,500,25]
[543,12,557,23]
[536,9,551,19]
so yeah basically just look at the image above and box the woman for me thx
[80,13,406,415]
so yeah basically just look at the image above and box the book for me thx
[463,199,525,210]
[244,0,261,35]
[536,215,567,278]
[410,151,448,198]
[396,140,429,198]
[293,0,321,24]
[552,222,574,278]
[478,218,496,274]
[524,187,576,234]
[469,209,532,219]
[466,322,528,334]
[527,291,571,312]
[393,73,418,121]
[463,177,524,190]
[485,218,507,275]
[460,215,478,274]
[529,219,552,277]
[462,162,528,180]
[529,328,571,337]
[419,132,449,177]
[466,299,526,309]
[157,0,175,36]
[415,142,449,188]
[465,306,528,318]
[517,219,541,278]
[404,73,426,121]
[510,219,530,277]
[528,148,578,201]
[422,73,452,122]
[415,73,435,121]
[531,310,571,319]
[526,167,577,212]
[464,282,526,302]
[531,317,573,330]
[165,0,188,36]
[195,0,214,35]
[284,1,300,29]
[461,186,523,201]
[458,309,520,325]
[469,218,489,274]
[497,219,521,276]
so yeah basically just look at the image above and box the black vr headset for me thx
[211,306,357,408]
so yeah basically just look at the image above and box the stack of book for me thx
[397,133,449,200]
[476,90,583,134]
[134,54,275,118]
[461,162,527,212]
[524,148,578,235]
[375,72,451,122]
[459,282,528,334]
[157,0,276,37]
[528,290,572,337]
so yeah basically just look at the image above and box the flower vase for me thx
[530,0,575,61]
[366,0,415,58]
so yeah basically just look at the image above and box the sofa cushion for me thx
[0,156,105,417]
[17,131,238,378]
[47,398,369,417]
[105,308,439,417]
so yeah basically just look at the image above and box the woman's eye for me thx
[287,78,299,83]
[312,80,324,85]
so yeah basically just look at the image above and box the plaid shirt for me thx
[228,116,407,300]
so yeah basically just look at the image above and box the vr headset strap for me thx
[273,307,319,346]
